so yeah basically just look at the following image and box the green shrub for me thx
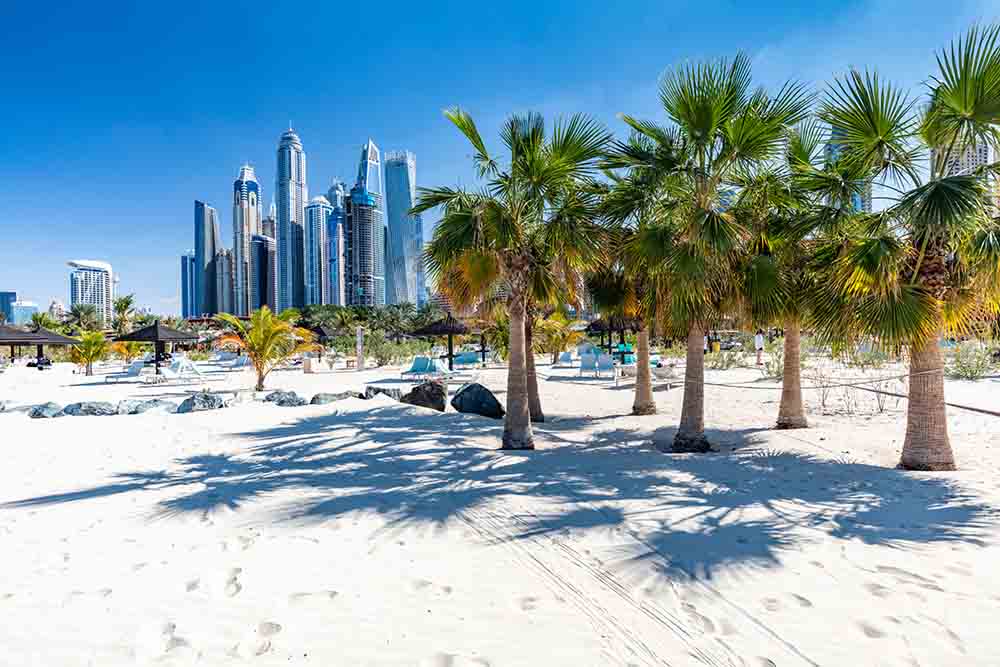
[706,349,742,370]
[947,342,995,381]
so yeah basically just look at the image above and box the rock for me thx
[401,380,447,412]
[117,399,143,415]
[450,382,505,419]
[132,399,177,414]
[177,393,226,414]
[275,392,307,407]
[365,386,402,401]
[310,392,361,405]
[264,390,291,403]
[29,402,63,419]
[61,401,117,417]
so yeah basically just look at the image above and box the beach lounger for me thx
[596,353,615,379]
[402,356,433,379]
[558,351,573,367]
[578,353,596,376]
[105,360,148,383]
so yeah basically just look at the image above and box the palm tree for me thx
[811,26,1000,470]
[70,331,107,376]
[416,110,609,449]
[30,311,60,331]
[215,307,318,391]
[535,312,585,364]
[112,294,136,336]
[67,303,100,333]
[612,54,811,451]
[412,302,445,329]
[330,308,357,335]
[111,341,145,364]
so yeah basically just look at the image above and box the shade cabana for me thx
[585,316,641,357]
[0,325,79,368]
[114,321,197,375]
[309,324,337,360]
[409,313,470,371]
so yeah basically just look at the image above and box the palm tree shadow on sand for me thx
[4,405,993,581]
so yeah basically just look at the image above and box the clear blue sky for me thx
[0,0,995,314]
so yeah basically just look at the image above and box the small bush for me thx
[706,349,742,370]
[947,342,995,381]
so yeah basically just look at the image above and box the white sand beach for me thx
[2,359,999,665]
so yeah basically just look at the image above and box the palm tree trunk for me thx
[900,334,955,470]
[86,362,93,377]
[672,323,710,452]
[776,319,807,429]
[632,325,656,416]
[256,366,265,392]
[503,297,534,449]
[525,317,544,423]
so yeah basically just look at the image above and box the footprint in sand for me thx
[857,621,885,638]
[289,590,339,603]
[864,582,891,598]
[518,596,539,611]
[421,653,491,667]
[761,597,781,612]
[790,593,813,608]
[681,602,716,634]
[225,568,243,597]
[412,579,434,591]
[756,659,777,667]
[185,579,200,593]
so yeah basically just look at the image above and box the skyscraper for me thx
[327,180,347,306]
[346,139,386,307]
[11,300,38,325]
[68,260,115,324]
[384,150,424,305]
[214,249,234,314]
[232,165,262,316]
[262,200,276,239]
[250,234,277,311]
[194,200,222,315]
[0,292,15,324]
[276,129,308,311]
[826,127,873,213]
[180,251,197,318]
[304,196,331,305]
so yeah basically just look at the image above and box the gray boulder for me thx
[264,390,291,403]
[401,380,447,412]
[311,391,361,405]
[132,399,177,414]
[177,393,226,414]
[29,402,63,419]
[61,401,117,417]
[365,386,402,401]
[450,383,505,419]
[117,399,143,415]
[275,392,307,407]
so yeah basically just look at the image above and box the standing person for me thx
[703,331,709,355]
[755,329,765,366]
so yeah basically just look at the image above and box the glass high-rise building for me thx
[250,234,277,311]
[384,150,424,305]
[232,165,262,316]
[304,196,332,305]
[345,139,386,307]
[276,129,308,312]
[11,300,38,325]
[327,180,347,306]
[180,251,197,318]
[0,291,15,324]
[214,249,234,315]
[194,200,222,315]
[68,260,115,324]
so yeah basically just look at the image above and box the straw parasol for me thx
[585,316,641,356]
[114,320,197,375]
[0,325,78,368]
[409,312,470,371]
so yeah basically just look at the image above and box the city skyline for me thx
[3,2,996,312]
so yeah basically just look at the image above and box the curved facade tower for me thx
[304,196,332,305]
[347,140,386,307]
[276,129,308,311]
[68,260,115,324]
[384,150,423,305]
[232,165,261,315]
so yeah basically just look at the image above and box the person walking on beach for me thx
[755,329,765,365]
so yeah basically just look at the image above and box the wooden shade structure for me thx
[0,325,78,368]
[585,317,641,356]
[114,321,197,375]
[409,313,470,371]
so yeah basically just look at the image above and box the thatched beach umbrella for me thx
[114,320,197,375]
[409,312,470,371]
[585,317,641,358]
[0,325,78,368]
[309,324,337,360]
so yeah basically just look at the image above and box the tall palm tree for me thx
[613,54,811,451]
[416,110,609,449]
[67,303,100,333]
[30,311,60,332]
[215,307,318,391]
[70,331,107,376]
[812,25,1000,470]
[112,294,136,336]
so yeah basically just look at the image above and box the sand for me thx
[1,357,999,665]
